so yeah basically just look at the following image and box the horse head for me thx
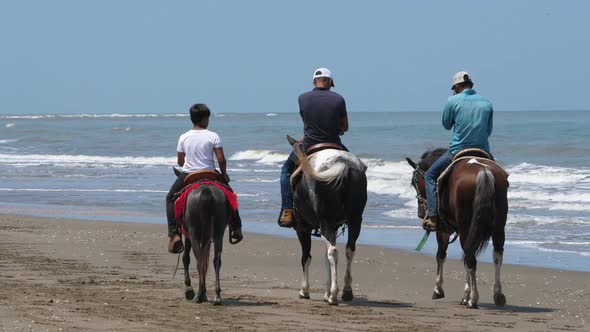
[405,148,447,219]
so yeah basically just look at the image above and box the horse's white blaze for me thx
[299,256,311,298]
[434,255,445,295]
[344,247,354,291]
[493,250,503,296]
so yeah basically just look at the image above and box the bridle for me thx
[411,164,428,213]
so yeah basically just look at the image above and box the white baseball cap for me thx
[313,67,334,87]
[451,71,472,89]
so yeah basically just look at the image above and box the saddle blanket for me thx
[174,180,239,229]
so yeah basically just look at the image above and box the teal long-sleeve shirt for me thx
[442,89,493,155]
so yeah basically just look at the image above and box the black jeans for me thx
[166,173,187,237]
[166,172,242,237]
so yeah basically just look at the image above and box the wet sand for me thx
[0,214,588,331]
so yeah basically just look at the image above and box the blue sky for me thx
[1,1,589,114]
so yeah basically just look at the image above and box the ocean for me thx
[1,111,589,272]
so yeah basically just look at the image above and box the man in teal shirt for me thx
[423,71,494,231]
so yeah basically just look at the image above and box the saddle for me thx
[183,169,222,186]
[290,143,344,188]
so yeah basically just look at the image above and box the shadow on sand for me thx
[346,297,414,309]
[478,303,555,313]
[220,297,278,307]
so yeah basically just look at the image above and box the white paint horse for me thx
[291,142,367,305]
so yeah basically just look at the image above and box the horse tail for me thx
[196,186,215,246]
[295,145,364,189]
[464,168,496,258]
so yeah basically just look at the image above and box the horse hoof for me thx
[327,298,339,306]
[494,293,506,306]
[213,298,222,306]
[467,301,479,309]
[432,290,445,299]
[460,299,468,306]
[342,289,353,302]
[195,295,207,304]
[185,288,195,300]
[324,292,330,302]
[298,292,310,300]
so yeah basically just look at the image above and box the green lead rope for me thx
[415,230,430,251]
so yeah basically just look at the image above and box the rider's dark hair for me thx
[189,104,211,126]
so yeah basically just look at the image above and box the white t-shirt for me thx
[176,129,222,173]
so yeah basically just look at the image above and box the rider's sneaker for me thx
[278,208,294,228]
[422,215,438,231]
[168,233,184,254]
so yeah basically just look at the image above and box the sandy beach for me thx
[0,214,588,331]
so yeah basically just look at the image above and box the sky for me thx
[1,1,589,114]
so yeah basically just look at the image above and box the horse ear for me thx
[286,135,298,146]
[405,157,417,169]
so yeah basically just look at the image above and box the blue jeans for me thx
[424,151,453,217]
[280,151,298,210]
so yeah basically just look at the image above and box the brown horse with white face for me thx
[406,149,509,309]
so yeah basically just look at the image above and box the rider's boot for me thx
[229,210,243,244]
[278,208,294,228]
[168,231,184,254]
[422,215,438,231]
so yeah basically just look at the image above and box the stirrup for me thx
[422,217,437,232]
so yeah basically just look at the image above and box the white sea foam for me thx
[507,163,590,185]
[509,190,590,203]
[266,113,278,117]
[383,208,416,219]
[0,139,18,144]
[0,153,174,168]
[363,159,416,199]
[229,150,289,164]
[506,240,590,256]
[0,113,185,120]
[0,188,167,193]
[6,123,15,128]
[508,214,590,226]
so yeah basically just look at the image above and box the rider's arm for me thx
[214,147,230,182]
[177,152,185,167]
[442,100,455,130]
[340,114,349,135]
[339,98,348,135]
[487,106,494,136]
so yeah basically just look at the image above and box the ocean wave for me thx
[0,139,18,144]
[229,150,289,164]
[363,159,416,198]
[266,113,278,117]
[507,163,590,185]
[0,188,167,193]
[506,240,590,256]
[509,190,590,203]
[508,214,590,226]
[0,113,185,120]
[5,123,15,128]
[0,153,174,168]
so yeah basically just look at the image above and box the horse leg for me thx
[183,238,195,300]
[193,241,211,303]
[323,230,339,305]
[342,219,361,302]
[296,230,312,299]
[492,228,506,306]
[212,236,223,305]
[432,231,450,299]
[464,255,479,309]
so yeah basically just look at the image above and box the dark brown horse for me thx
[406,149,509,309]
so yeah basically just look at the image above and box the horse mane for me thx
[419,148,448,170]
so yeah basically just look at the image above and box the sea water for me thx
[0,111,588,271]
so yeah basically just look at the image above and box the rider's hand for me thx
[221,173,230,183]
